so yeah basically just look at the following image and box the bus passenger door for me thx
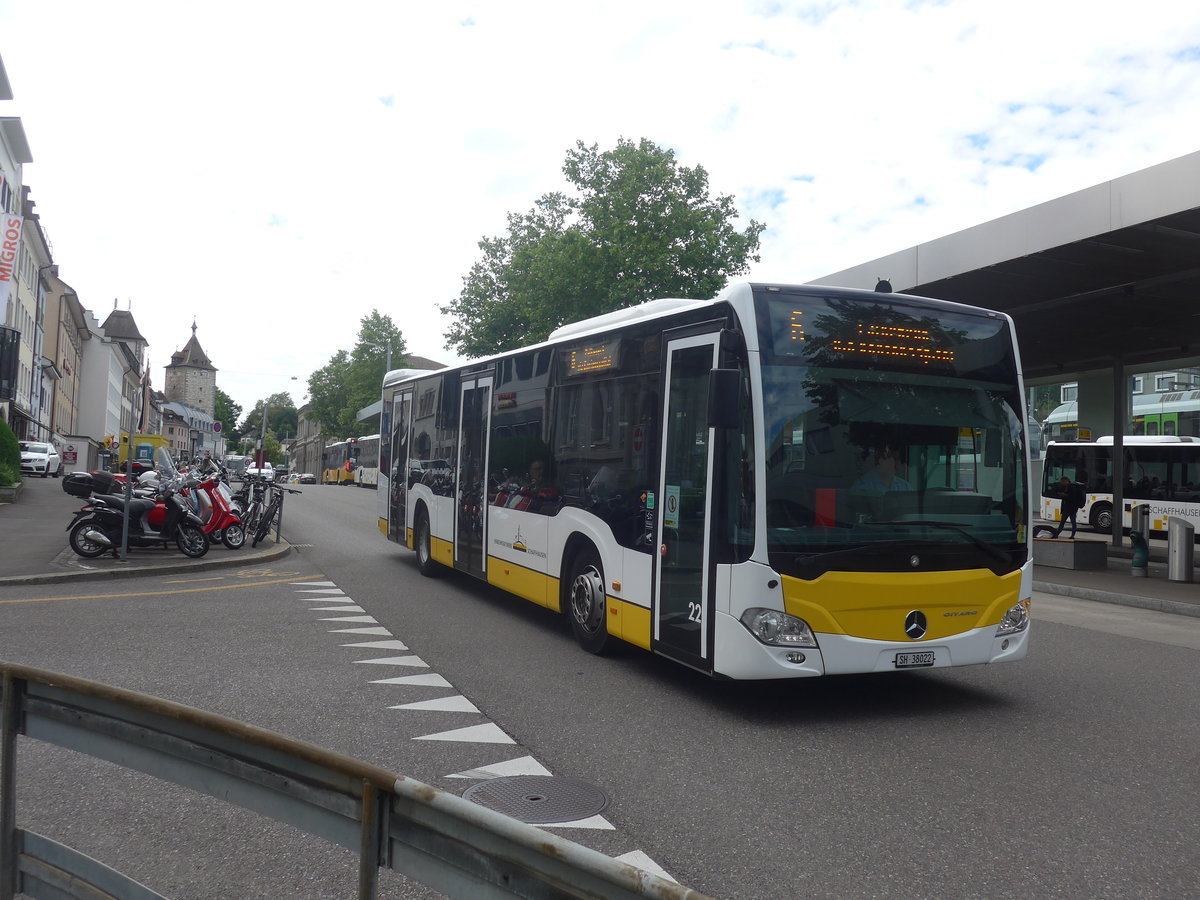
[388,389,413,544]
[456,374,493,579]
[654,331,720,672]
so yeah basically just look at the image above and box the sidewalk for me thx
[1032,533,1200,618]
[0,475,292,586]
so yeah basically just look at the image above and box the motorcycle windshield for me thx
[155,447,178,479]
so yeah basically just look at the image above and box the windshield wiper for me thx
[866,520,1013,566]
[790,539,917,566]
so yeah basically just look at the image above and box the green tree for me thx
[305,311,406,437]
[213,387,242,445]
[239,393,298,445]
[0,417,20,485]
[442,137,765,357]
[262,431,284,466]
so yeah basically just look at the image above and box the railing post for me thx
[358,781,381,900]
[1,672,20,900]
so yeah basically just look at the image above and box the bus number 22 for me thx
[688,602,703,623]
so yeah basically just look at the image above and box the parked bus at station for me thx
[377,282,1032,679]
[1041,435,1200,534]
[354,434,381,487]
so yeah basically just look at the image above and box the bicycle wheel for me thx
[252,497,281,547]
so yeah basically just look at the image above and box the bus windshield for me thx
[755,291,1028,577]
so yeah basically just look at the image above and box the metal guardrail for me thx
[1,662,712,900]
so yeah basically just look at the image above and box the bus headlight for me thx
[739,608,819,648]
[995,598,1031,636]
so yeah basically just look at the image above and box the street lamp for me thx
[363,341,393,373]
[256,376,297,468]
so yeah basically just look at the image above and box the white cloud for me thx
[2,0,1199,414]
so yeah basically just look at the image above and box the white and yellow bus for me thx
[1041,435,1200,534]
[377,282,1032,679]
[353,434,381,487]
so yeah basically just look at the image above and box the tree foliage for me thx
[442,137,765,357]
[213,387,242,445]
[305,311,406,439]
[0,417,20,485]
[239,392,298,447]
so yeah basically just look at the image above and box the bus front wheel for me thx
[565,546,611,655]
[415,509,442,577]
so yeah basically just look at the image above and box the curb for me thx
[0,541,295,587]
[1033,578,1200,619]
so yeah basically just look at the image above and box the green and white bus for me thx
[377,282,1032,679]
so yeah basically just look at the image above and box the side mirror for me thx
[708,369,741,429]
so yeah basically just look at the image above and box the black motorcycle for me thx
[64,469,210,560]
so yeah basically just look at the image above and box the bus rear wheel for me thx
[1090,502,1113,533]
[565,546,611,655]
[415,509,441,577]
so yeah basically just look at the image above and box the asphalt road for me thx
[2,483,1198,898]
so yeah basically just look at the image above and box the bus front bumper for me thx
[712,612,1030,680]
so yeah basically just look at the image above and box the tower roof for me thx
[168,322,216,370]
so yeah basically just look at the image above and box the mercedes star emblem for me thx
[904,610,928,640]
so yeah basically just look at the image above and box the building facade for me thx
[0,59,34,437]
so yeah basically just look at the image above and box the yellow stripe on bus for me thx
[607,596,652,649]
[431,535,455,568]
[782,568,1022,642]
[487,558,556,610]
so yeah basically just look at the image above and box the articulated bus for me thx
[322,439,358,485]
[354,434,381,487]
[1041,435,1200,534]
[377,282,1032,679]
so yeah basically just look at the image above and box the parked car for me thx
[19,441,62,478]
[297,473,317,484]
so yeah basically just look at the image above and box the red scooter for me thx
[179,472,246,549]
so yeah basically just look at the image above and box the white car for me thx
[244,463,275,480]
[19,441,62,478]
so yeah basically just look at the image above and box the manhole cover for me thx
[462,775,610,824]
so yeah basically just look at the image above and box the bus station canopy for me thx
[816,149,1200,384]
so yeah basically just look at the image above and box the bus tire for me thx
[564,545,611,655]
[1090,502,1113,533]
[415,508,442,577]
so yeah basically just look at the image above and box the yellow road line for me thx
[0,573,328,605]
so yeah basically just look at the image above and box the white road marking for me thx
[415,724,515,744]
[389,696,481,713]
[614,851,678,883]
[341,640,409,650]
[371,674,453,687]
[447,755,552,780]
[328,626,392,635]
[539,815,615,831]
[352,655,429,667]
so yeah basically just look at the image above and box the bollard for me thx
[1130,529,1149,577]
[1130,503,1150,539]
[1167,516,1195,583]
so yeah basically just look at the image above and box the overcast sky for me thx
[3,0,1199,417]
